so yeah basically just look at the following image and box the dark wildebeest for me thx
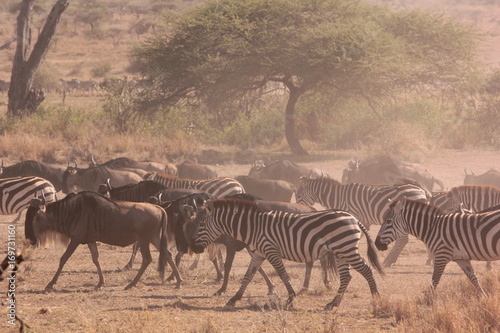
[62,160,143,194]
[180,192,337,296]
[342,155,444,193]
[248,159,328,189]
[463,169,500,188]
[24,191,182,291]
[235,175,295,202]
[89,156,177,176]
[0,159,65,192]
[176,160,217,180]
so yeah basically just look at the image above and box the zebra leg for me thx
[382,233,409,267]
[123,241,139,270]
[227,255,265,308]
[455,259,487,296]
[298,261,313,295]
[12,212,23,224]
[125,239,153,290]
[266,253,296,310]
[45,239,80,292]
[87,242,104,289]
[429,257,450,292]
[325,259,351,310]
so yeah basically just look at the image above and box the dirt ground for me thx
[1,149,499,333]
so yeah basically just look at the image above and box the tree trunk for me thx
[7,0,69,117]
[284,85,308,155]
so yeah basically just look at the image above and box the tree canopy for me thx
[131,0,482,154]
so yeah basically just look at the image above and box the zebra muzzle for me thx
[375,237,388,251]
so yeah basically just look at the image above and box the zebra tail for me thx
[359,222,385,277]
[158,211,168,282]
[327,252,339,279]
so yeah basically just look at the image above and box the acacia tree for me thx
[132,0,481,155]
[8,0,69,117]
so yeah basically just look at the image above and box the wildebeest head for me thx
[341,157,360,183]
[180,195,216,254]
[97,179,112,198]
[24,197,46,245]
[62,159,80,194]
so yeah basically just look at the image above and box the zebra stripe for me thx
[144,172,244,197]
[375,197,500,295]
[448,185,500,213]
[296,177,429,267]
[188,198,384,309]
[0,176,57,215]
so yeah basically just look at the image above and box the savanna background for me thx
[0,0,499,332]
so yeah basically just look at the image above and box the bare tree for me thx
[8,0,69,117]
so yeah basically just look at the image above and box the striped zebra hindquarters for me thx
[0,176,57,218]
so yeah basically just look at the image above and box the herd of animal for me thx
[0,154,499,310]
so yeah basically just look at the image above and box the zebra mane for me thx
[307,176,342,186]
[211,198,261,211]
[391,197,445,215]
[144,171,179,180]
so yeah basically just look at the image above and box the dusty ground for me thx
[1,149,499,333]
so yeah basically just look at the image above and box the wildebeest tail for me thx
[359,221,385,277]
[158,210,168,282]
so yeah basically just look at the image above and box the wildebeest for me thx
[90,156,177,176]
[248,159,328,189]
[62,160,143,194]
[234,175,295,202]
[463,169,500,188]
[342,155,444,192]
[0,159,65,192]
[176,160,217,180]
[24,191,182,291]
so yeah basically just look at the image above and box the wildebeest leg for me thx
[382,234,409,267]
[189,254,200,270]
[87,242,104,289]
[151,237,182,288]
[45,240,80,292]
[123,241,139,270]
[167,251,185,281]
[125,239,152,290]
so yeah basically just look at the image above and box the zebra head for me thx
[296,176,318,206]
[181,199,219,254]
[375,198,407,251]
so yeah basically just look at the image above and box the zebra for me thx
[446,185,500,213]
[296,177,429,267]
[375,197,500,295]
[0,176,57,222]
[183,198,385,310]
[143,171,245,197]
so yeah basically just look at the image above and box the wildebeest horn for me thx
[192,198,198,209]
[106,178,112,190]
[91,155,96,166]
[41,190,46,205]
[158,193,163,204]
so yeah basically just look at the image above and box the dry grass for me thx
[372,271,500,333]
